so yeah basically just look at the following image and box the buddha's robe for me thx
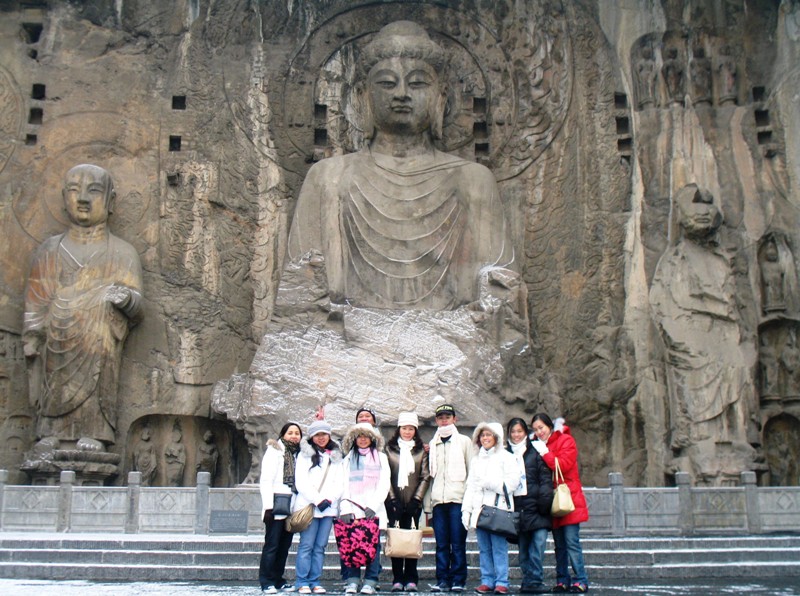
[287,149,514,310]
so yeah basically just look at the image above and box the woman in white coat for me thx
[339,422,391,595]
[461,422,521,595]
[294,420,344,595]
[259,422,303,593]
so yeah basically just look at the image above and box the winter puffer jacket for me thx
[507,439,553,532]
[539,427,589,528]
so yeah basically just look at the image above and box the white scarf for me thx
[510,440,527,457]
[397,438,415,489]
[429,424,456,478]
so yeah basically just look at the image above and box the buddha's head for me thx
[360,21,448,140]
[62,164,115,227]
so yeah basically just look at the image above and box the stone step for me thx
[0,533,799,581]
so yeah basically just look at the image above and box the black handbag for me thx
[272,493,293,516]
[476,484,519,540]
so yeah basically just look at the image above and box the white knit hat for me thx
[397,412,419,428]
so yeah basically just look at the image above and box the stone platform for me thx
[0,531,799,582]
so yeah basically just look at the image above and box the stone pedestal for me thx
[21,450,121,486]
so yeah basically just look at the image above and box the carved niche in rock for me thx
[650,184,758,486]
[763,414,800,486]
[22,164,143,451]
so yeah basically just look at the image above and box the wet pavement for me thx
[0,580,798,595]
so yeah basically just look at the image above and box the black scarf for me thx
[281,438,300,492]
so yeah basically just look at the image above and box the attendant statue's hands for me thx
[22,334,41,358]
[106,284,132,308]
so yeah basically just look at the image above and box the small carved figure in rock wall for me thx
[662,47,686,105]
[780,329,800,397]
[689,47,712,105]
[132,425,157,486]
[634,45,659,109]
[716,46,738,105]
[650,184,755,484]
[764,416,800,486]
[164,421,186,486]
[195,429,219,480]
[759,335,782,399]
[23,164,143,450]
[759,237,787,313]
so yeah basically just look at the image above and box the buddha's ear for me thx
[431,91,447,140]
[356,83,375,141]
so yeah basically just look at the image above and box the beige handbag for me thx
[285,459,331,533]
[551,458,575,518]
[384,518,423,559]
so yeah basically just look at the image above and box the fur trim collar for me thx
[471,422,504,450]
[342,422,385,454]
[300,437,342,461]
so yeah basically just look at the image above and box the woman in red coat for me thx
[530,414,589,594]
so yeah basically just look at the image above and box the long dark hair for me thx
[387,426,423,451]
[279,422,302,440]
[505,417,530,449]
[308,434,338,468]
[531,412,554,430]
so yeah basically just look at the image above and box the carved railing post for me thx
[0,469,7,531]
[126,471,141,534]
[742,471,761,534]
[676,472,693,536]
[57,470,75,533]
[609,472,625,536]
[195,471,211,534]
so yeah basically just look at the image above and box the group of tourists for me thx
[258,405,590,596]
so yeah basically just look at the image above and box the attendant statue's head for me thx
[360,21,448,142]
[676,184,722,241]
[62,164,115,228]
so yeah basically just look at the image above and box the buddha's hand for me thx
[105,284,132,308]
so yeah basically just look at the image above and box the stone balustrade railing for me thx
[0,470,798,535]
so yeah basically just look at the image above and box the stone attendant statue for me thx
[650,184,755,485]
[213,21,529,444]
[165,422,186,486]
[132,425,157,486]
[196,429,219,479]
[23,164,143,449]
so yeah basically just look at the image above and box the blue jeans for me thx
[296,516,334,588]
[431,503,468,588]
[475,528,509,588]
[552,524,588,587]
[342,541,382,585]
[517,528,548,587]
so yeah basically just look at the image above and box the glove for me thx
[364,507,376,518]
[532,440,549,456]
[339,513,355,524]
[461,510,471,531]
[408,498,422,518]
[317,499,331,512]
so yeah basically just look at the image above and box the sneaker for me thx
[263,587,278,594]
[361,586,376,595]
[405,584,417,593]
[568,585,588,594]
[298,588,312,595]
[345,585,358,595]
[430,584,450,593]
[313,588,327,595]
[494,588,508,595]
[475,586,493,594]
[391,584,404,593]
[451,587,465,593]
[551,586,568,594]
[282,586,297,593]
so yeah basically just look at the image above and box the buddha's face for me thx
[367,57,440,136]
[63,166,111,227]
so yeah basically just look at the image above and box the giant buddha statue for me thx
[213,22,532,465]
